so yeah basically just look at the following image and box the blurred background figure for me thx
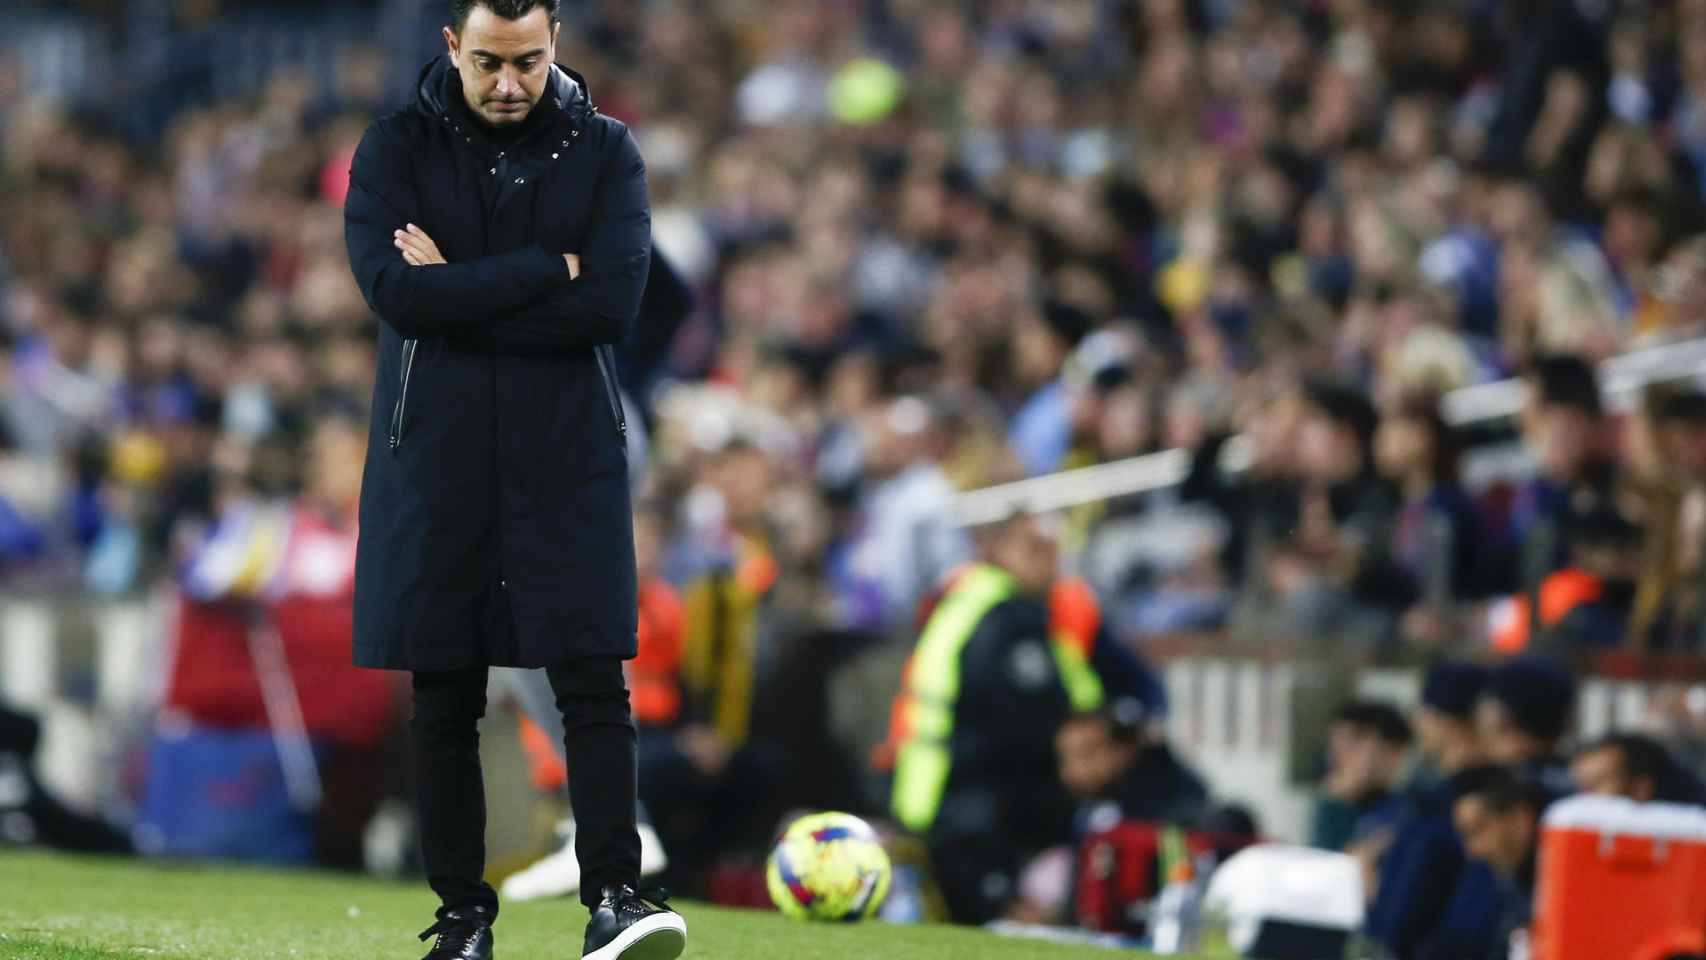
[1572,732,1706,806]
[836,395,970,633]
[1507,356,1616,584]
[1310,700,1412,854]
[1450,766,1551,959]
[1364,661,1499,960]
[888,510,1096,924]
[1056,698,1207,834]
[1477,655,1579,798]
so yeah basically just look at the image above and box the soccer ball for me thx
[766,812,892,922]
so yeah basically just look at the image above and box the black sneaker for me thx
[418,905,495,960]
[582,885,687,960]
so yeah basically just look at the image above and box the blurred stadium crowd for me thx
[5,0,1706,955]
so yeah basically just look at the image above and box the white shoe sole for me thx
[638,823,669,878]
[581,912,687,960]
[499,848,582,902]
[502,825,669,903]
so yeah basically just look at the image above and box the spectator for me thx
[1036,698,1218,935]
[1374,395,1489,604]
[1009,301,1095,478]
[837,395,971,633]
[644,439,795,891]
[1643,235,1706,339]
[1623,386,1702,647]
[1055,697,1209,832]
[1508,355,1617,585]
[1449,765,1551,960]
[1477,655,1579,798]
[1233,381,1394,645]
[1637,388,1706,648]
[1085,503,1232,639]
[0,423,47,571]
[1490,508,1643,653]
[1296,382,1387,554]
[1572,732,1706,806]
[1414,662,1493,781]
[1310,700,1413,853]
[1365,661,1496,960]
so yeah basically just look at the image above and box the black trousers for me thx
[411,658,639,916]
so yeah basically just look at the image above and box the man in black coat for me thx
[342,3,683,959]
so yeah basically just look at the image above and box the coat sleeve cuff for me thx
[527,245,571,285]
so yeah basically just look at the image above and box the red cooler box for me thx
[1533,796,1706,960]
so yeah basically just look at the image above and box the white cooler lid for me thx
[1542,795,1706,842]
[1204,843,1363,937]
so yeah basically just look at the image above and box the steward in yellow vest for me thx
[890,511,1103,923]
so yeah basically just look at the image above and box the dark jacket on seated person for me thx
[1109,742,1210,830]
[1365,770,1500,959]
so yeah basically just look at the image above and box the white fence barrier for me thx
[1163,657,1678,842]
[0,594,169,811]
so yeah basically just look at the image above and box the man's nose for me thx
[495,68,519,97]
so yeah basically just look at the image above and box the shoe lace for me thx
[418,916,479,955]
[620,886,673,918]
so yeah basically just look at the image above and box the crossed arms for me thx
[343,120,652,351]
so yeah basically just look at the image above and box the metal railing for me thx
[1162,654,1679,841]
[956,335,1706,527]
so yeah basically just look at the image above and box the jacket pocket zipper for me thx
[593,346,627,439]
[388,338,419,451]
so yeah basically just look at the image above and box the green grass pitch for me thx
[0,851,1161,959]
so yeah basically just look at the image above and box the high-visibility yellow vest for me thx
[891,564,1104,833]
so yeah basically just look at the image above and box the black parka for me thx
[344,56,649,670]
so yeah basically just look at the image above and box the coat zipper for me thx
[593,346,627,439]
[388,338,419,451]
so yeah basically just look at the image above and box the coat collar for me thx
[412,54,595,143]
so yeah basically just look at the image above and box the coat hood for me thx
[411,54,596,135]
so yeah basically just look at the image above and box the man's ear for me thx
[551,21,561,59]
[442,25,460,67]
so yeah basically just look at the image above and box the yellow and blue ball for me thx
[766,812,892,922]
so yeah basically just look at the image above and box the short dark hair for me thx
[451,0,561,31]
[1652,386,1706,425]
[1062,700,1145,746]
[1390,393,1461,487]
[1305,379,1380,456]
[1529,354,1601,417]
[1565,507,1642,553]
[1452,764,1546,815]
[1581,733,1669,784]
[1333,700,1413,748]
[1580,733,1706,804]
[1484,654,1578,744]
[1421,660,1488,720]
